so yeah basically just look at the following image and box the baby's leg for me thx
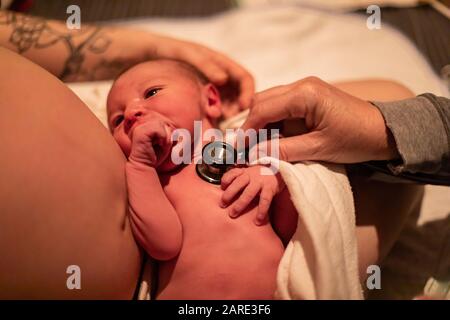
[333,79,425,283]
[0,47,141,299]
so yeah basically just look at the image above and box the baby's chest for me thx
[160,164,223,210]
[159,165,285,248]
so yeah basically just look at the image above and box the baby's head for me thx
[107,59,222,159]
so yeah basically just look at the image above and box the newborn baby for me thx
[107,59,298,299]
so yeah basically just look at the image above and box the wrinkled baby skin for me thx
[107,60,298,299]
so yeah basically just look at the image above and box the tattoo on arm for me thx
[0,11,129,81]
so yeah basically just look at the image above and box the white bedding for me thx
[67,5,450,299]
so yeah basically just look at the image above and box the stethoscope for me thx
[195,142,450,186]
[196,141,247,184]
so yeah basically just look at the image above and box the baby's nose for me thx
[124,111,143,134]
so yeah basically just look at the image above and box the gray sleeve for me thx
[371,94,450,175]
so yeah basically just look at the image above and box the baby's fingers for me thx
[220,173,250,208]
[221,168,243,190]
[131,120,167,145]
[255,186,274,225]
[230,182,261,218]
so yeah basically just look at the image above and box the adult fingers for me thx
[277,132,325,162]
[248,131,324,163]
[213,54,255,109]
[165,40,228,84]
[241,77,322,132]
[240,87,300,132]
[253,84,292,102]
[186,49,229,84]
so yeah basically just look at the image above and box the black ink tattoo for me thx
[0,11,130,81]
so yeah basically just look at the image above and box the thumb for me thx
[249,133,324,163]
[278,133,325,162]
[239,107,263,133]
[240,87,304,132]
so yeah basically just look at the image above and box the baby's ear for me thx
[202,83,222,119]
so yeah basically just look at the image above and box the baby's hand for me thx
[128,119,173,168]
[220,166,284,225]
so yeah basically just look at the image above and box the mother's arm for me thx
[0,10,254,109]
[0,9,150,81]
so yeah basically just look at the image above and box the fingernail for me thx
[220,201,227,208]
[229,209,238,218]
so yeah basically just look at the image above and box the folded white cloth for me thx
[260,158,362,299]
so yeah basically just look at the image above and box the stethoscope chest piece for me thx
[196,141,237,184]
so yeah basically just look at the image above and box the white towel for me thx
[262,159,362,299]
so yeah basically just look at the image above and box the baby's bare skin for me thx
[157,162,287,299]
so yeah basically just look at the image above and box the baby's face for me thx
[107,61,208,159]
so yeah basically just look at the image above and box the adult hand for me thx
[0,10,255,115]
[148,33,254,116]
[241,77,399,163]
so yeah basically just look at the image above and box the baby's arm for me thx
[126,120,182,261]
